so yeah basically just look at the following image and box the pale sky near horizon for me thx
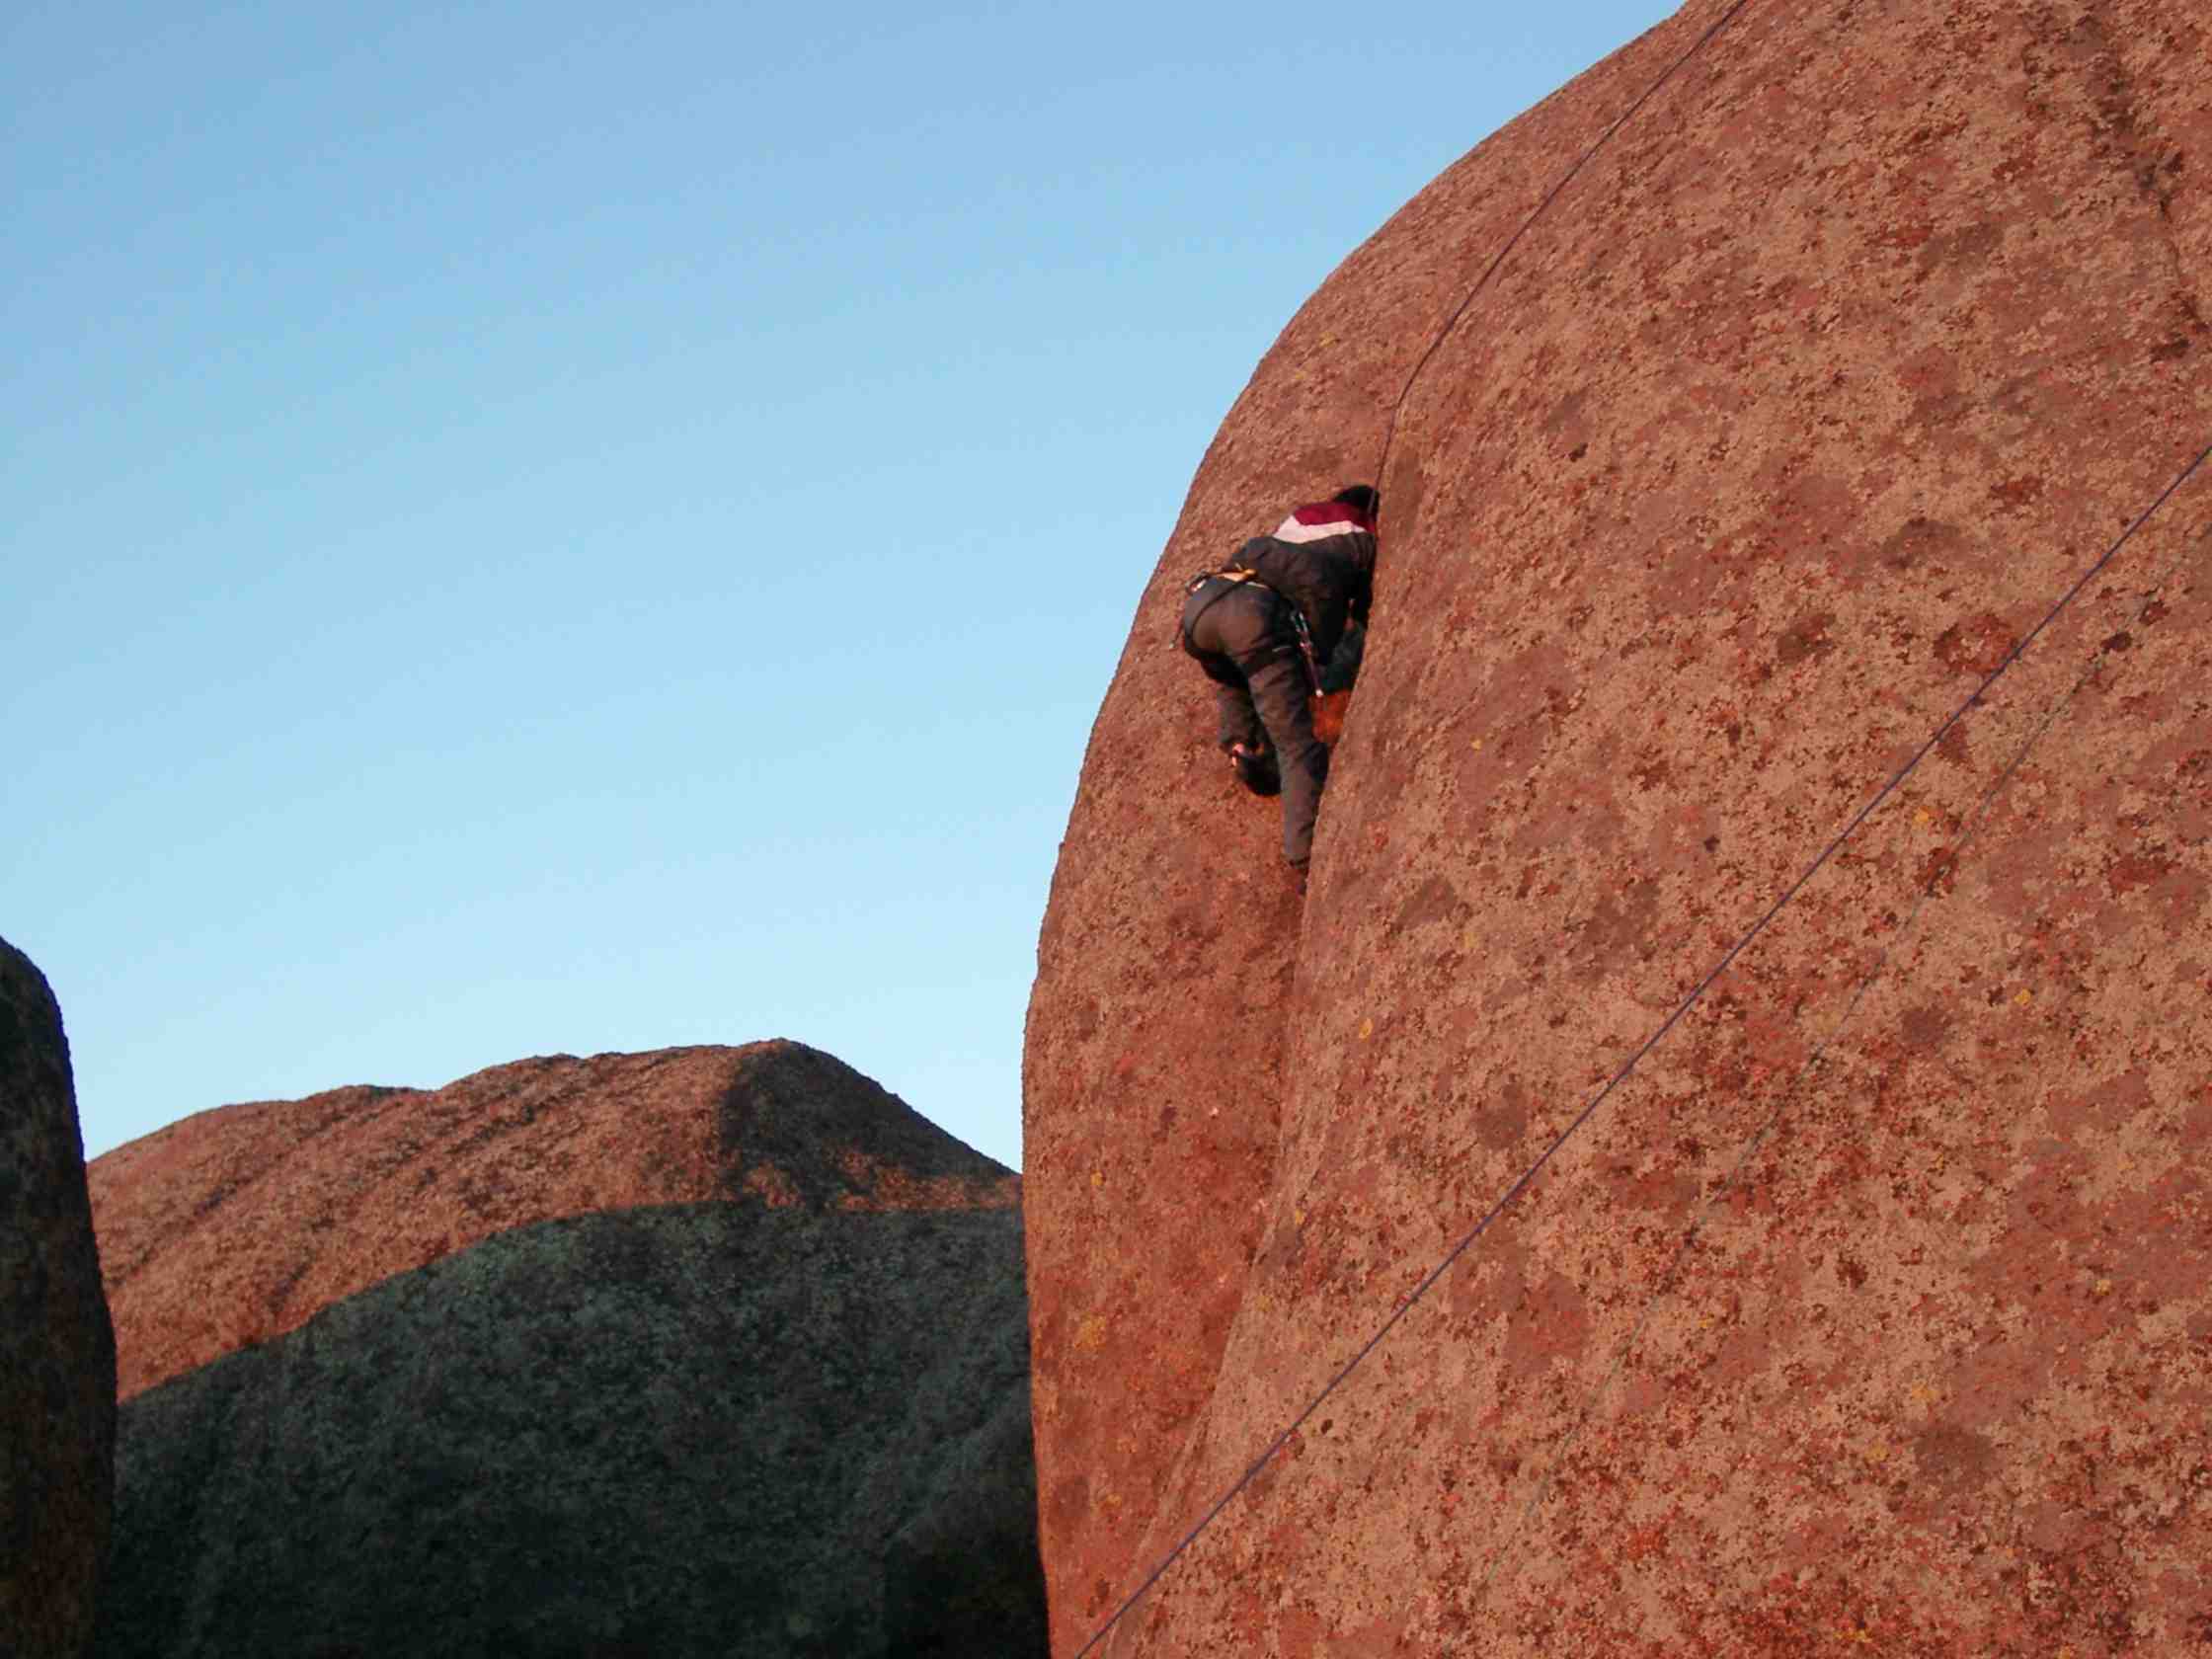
[7,0,1678,1171]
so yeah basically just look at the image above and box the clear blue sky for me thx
[6,0,1675,1170]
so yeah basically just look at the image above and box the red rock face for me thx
[1023,2,2212,1652]
[90,1042,1017,1399]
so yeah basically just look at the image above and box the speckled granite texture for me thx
[1022,1,2211,1652]
[95,1201,1045,1659]
[89,1040,1017,1398]
[1,937,116,1659]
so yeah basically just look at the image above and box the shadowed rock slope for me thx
[1,939,117,1659]
[1023,1,2211,1653]
[96,1201,1041,1659]
[89,1043,1044,1658]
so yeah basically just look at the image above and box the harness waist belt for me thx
[1186,568,1278,596]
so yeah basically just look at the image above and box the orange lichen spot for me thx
[744,1165,805,1208]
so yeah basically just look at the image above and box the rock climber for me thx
[1178,484,1379,883]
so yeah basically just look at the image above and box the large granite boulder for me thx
[90,1043,1044,1657]
[90,1042,1016,1398]
[1023,1,2211,1652]
[1,938,116,1659]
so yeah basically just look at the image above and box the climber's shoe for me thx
[1228,743,1281,797]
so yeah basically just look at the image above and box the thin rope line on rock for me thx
[1470,501,2212,1614]
[1373,0,1753,511]
[1074,433,2211,1654]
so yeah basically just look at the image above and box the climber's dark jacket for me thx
[1225,499,1378,665]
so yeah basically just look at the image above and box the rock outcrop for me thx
[1024,2,2212,1653]
[1,938,117,1659]
[90,1044,1045,1658]
[90,1042,1015,1398]
[97,1201,1039,1659]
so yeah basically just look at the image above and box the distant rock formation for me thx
[90,1044,1044,1658]
[1,937,116,1659]
[1024,1,2211,1653]
[90,1042,1016,1398]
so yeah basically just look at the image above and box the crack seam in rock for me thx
[1068,11,1759,1655]
[2075,0,2209,342]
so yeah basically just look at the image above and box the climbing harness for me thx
[1179,566,1322,690]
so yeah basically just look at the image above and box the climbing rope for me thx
[1470,460,2212,1612]
[1373,0,1754,514]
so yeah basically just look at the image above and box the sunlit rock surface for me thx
[1023,1,2210,1651]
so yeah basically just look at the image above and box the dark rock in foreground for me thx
[97,1199,1044,1659]
[1,937,117,1659]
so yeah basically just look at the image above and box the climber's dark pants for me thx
[1180,581,1329,869]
